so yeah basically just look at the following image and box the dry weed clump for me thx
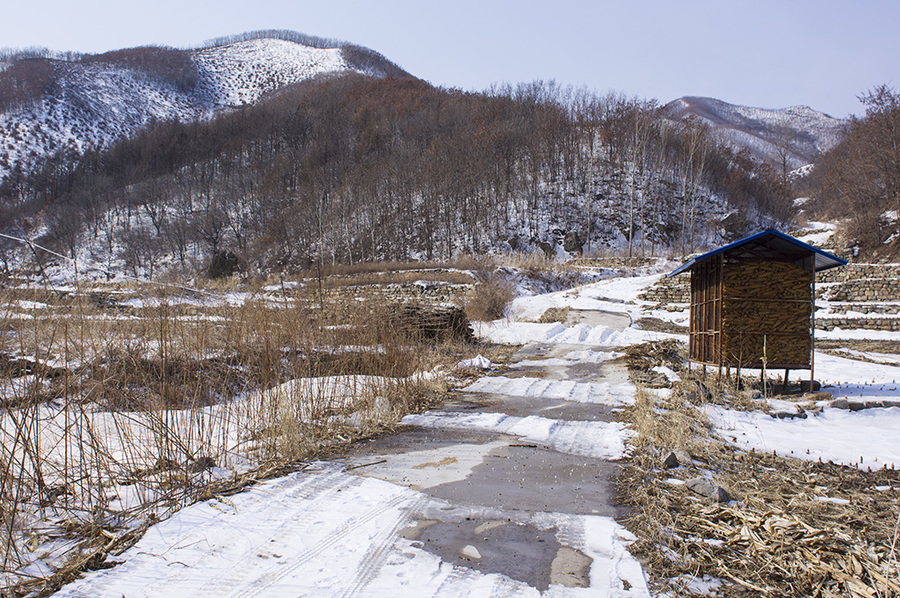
[538,306,571,323]
[618,340,900,598]
[463,270,516,321]
[0,274,479,594]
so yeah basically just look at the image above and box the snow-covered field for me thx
[708,349,900,468]
[4,259,899,595]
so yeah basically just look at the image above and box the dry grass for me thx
[0,273,481,594]
[538,307,571,324]
[618,340,900,597]
[462,270,516,321]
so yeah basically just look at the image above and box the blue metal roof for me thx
[668,229,847,277]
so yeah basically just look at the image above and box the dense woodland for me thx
[0,72,794,276]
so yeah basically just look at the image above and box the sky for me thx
[2,0,898,118]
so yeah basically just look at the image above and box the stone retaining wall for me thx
[638,273,690,304]
[816,263,900,283]
[815,317,900,331]
[325,282,473,304]
[817,279,900,302]
[825,304,900,315]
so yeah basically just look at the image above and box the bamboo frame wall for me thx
[688,255,815,370]
[688,255,723,366]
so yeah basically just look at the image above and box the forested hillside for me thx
[805,85,900,258]
[0,73,791,277]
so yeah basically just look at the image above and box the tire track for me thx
[235,484,419,598]
[339,493,431,597]
[195,467,363,597]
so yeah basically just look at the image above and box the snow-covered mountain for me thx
[664,96,847,171]
[0,34,409,184]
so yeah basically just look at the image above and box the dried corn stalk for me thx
[721,259,813,367]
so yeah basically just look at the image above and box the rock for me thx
[662,452,679,469]
[686,477,732,502]
[799,380,821,392]
[563,231,583,254]
[663,449,693,469]
[771,409,807,420]
[830,398,850,410]
[460,545,481,560]
[674,449,692,465]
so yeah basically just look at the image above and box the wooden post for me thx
[809,257,816,391]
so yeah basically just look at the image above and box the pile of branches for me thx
[389,304,474,343]
[618,340,900,597]
[622,450,899,597]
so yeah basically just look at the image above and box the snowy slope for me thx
[0,61,205,177]
[0,37,398,183]
[193,39,349,106]
[665,96,847,169]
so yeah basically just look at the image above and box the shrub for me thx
[464,270,516,321]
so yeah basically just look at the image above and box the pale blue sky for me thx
[2,0,897,117]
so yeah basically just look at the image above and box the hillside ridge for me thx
[0,33,410,183]
[664,95,846,170]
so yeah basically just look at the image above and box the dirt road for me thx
[56,308,650,597]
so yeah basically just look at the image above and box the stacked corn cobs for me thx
[722,260,812,366]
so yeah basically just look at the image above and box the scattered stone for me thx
[662,452,679,469]
[686,477,732,502]
[771,409,807,420]
[460,545,481,560]
[549,546,591,588]
[799,380,821,392]
[674,449,692,465]
[663,449,693,469]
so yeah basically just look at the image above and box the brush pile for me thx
[389,304,474,343]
